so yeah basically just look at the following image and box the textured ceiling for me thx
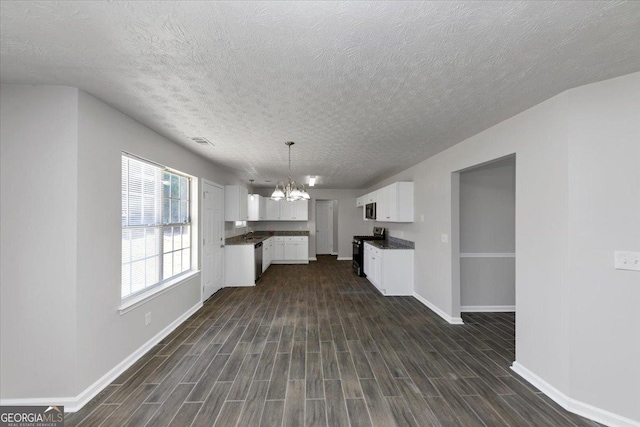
[2,1,640,188]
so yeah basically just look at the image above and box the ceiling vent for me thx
[190,137,214,147]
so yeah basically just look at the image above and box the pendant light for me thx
[249,179,255,201]
[271,141,310,201]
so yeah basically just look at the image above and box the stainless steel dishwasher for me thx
[254,241,263,282]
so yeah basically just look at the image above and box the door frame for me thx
[201,179,225,302]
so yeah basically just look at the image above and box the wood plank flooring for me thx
[66,256,602,427]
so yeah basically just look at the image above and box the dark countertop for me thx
[226,230,309,245]
[366,240,414,250]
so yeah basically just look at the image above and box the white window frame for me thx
[120,153,195,309]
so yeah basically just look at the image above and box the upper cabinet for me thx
[361,182,414,223]
[265,198,280,220]
[262,198,309,221]
[225,185,248,221]
[365,192,377,204]
[280,199,308,221]
[356,196,365,207]
[247,194,266,221]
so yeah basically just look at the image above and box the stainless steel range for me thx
[352,227,385,277]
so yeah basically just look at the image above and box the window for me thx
[121,154,191,300]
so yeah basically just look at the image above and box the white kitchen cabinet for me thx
[272,236,285,260]
[248,194,266,221]
[292,200,309,221]
[284,239,297,260]
[363,242,413,296]
[266,198,280,220]
[225,185,249,221]
[224,244,255,287]
[264,199,308,221]
[262,237,272,272]
[361,182,413,223]
[273,236,308,264]
[279,200,294,220]
[365,192,378,204]
[356,196,365,208]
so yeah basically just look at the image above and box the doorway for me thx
[202,180,224,300]
[452,154,516,321]
[316,200,336,255]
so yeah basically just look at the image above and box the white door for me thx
[203,181,224,300]
[316,200,333,254]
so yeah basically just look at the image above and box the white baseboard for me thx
[460,252,515,258]
[271,260,309,265]
[511,362,640,427]
[412,292,464,325]
[309,257,317,261]
[331,252,338,256]
[337,257,352,261]
[0,301,203,413]
[461,305,516,312]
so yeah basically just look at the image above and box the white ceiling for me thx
[2,1,639,188]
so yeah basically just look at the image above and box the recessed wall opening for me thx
[452,154,516,358]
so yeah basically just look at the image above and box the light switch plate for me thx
[441,234,449,243]
[614,251,640,271]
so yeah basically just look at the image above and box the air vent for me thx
[190,137,214,146]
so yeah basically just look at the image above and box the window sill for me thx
[119,270,200,315]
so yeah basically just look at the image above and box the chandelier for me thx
[270,141,310,202]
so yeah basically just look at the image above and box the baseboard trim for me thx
[309,257,317,261]
[336,257,352,261]
[331,252,338,256]
[0,301,203,413]
[461,305,516,312]
[460,252,515,258]
[271,260,309,265]
[412,292,464,325]
[511,362,639,427]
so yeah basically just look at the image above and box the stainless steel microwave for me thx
[365,202,376,220]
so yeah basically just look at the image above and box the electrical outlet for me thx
[145,312,152,326]
[614,251,640,271]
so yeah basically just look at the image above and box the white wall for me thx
[74,90,242,397]
[1,85,80,399]
[565,74,640,423]
[460,158,515,309]
[0,84,243,404]
[362,72,640,424]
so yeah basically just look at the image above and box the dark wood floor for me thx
[66,256,602,427]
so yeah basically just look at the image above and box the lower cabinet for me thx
[224,245,256,287]
[272,236,309,264]
[262,237,272,273]
[272,236,285,260]
[363,242,413,295]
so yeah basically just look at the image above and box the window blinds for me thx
[121,154,191,299]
